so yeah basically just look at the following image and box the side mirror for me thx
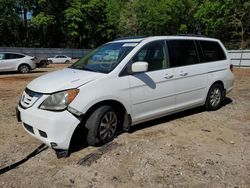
[131,61,148,73]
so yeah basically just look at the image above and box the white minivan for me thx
[17,36,234,156]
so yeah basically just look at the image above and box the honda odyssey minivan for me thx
[17,36,234,156]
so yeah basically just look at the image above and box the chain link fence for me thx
[228,50,250,67]
[1,47,249,67]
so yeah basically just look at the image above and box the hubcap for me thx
[99,111,117,141]
[210,88,221,107]
[20,65,29,73]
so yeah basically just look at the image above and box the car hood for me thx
[27,68,105,93]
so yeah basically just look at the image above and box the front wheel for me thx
[205,83,223,111]
[86,106,118,146]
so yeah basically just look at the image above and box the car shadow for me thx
[129,97,232,133]
[0,70,47,76]
[68,124,89,155]
[68,97,232,156]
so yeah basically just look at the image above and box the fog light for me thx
[51,142,57,148]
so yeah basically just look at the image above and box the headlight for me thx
[39,89,79,111]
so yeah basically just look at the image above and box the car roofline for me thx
[110,35,220,43]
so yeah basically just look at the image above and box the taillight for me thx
[230,64,233,72]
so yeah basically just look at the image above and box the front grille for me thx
[23,123,34,134]
[20,88,42,109]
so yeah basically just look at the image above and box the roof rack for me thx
[174,34,206,37]
[114,36,147,41]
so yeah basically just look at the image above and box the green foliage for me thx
[32,12,55,25]
[0,0,249,49]
[0,0,21,46]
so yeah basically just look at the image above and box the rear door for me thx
[57,55,66,63]
[128,40,176,123]
[3,53,24,71]
[0,53,21,71]
[0,53,8,71]
[167,39,207,109]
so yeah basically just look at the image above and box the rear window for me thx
[5,53,24,59]
[199,41,226,62]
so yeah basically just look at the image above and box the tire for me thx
[40,60,47,68]
[86,106,118,146]
[48,60,53,64]
[65,60,70,64]
[18,64,30,74]
[205,83,223,111]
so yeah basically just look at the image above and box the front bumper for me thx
[17,105,80,150]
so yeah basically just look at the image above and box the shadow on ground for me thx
[68,97,232,155]
[0,70,47,76]
[130,97,232,133]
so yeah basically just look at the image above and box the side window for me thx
[5,53,24,59]
[199,41,226,62]
[168,40,199,67]
[0,53,4,60]
[132,41,168,71]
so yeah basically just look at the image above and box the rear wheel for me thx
[86,106,118,146]
[65,60,70,64]
[18,64,30,74]
[40,60,47,68]
[205,83,223,111]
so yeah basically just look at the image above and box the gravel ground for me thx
[0,65,249,188]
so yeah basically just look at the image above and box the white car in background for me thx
[48,55,71,64]
[0,52,36,73]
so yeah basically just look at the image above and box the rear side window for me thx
[167,40,199,67]
[0,53,4,60]
[199,41,226,62]
[5,53,24,59]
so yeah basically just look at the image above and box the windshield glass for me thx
[70,42,138,73]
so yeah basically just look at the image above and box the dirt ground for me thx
[0,64,249,188]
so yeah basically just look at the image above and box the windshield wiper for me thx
[69,66,97,72]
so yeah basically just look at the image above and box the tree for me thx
[31,0,69,47]
[194,0,229,38]
[227,0,250,48]
[0,0,21,46]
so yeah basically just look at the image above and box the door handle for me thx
[164,74,174,79]
[179,72,188,76]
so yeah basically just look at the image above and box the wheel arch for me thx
[17,63,31,71]
[69,99,131,149]
[83,99,130,130]
[210,80,224,89]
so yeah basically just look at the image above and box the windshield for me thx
[70,42,138,73]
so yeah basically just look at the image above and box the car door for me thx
[0,53,18,71]
[58,55,68,63]
[0,53,7,71]
[57,55,64,63]
[167,39,207,109]
[128,40,176,124]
